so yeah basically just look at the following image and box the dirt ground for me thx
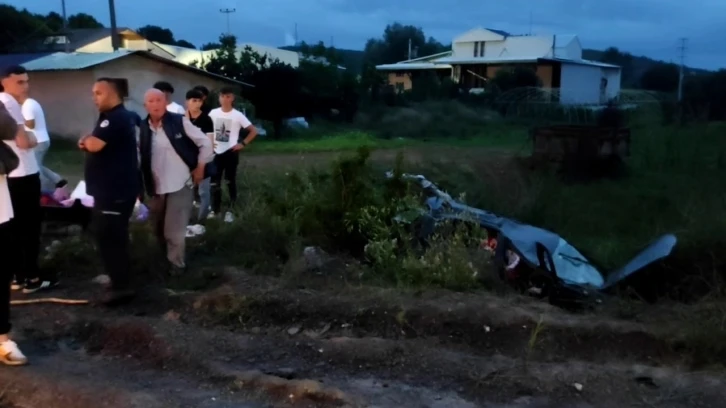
[10,147,722,407]
[3,261,726,408]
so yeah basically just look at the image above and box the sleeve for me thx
[182,117,214,164]
[92,111,127,143]
[201,116,214,134]
[0,98,24,125]
[21,101,35,121]
[237,112,252,128]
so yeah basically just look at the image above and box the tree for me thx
[597,47,635,86]
[0,5,53,52]
[43,12,65,32]
[640,64,679,93]
[175,39,196,49]
[363,22,447,65]
[67,12,103,29]
[137,24,195,48]
[201,42,220,51]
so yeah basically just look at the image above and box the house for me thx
[155,42,302,67]
[0,50,250,138]
[376,27,621,105]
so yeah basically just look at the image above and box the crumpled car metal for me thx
[388,172,677,291]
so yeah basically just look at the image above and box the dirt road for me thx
[4,265,724,408]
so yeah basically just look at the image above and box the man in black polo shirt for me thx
[80,78,139,306]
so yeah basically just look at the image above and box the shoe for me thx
[224,212,234,223]
[207,211,216,219]
[11,280,24,291]
[0,340,28,366]
[100,289,136,307]
[22,278,60,294]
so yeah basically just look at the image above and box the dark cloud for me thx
[10,0,726,69]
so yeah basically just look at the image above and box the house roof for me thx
[376,62,452,70]
[7,50,253,87]
[487,28,511,37]
[395,51,453,64]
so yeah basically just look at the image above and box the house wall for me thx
[92,54,230,116]
[602,67,622,100]
[536,65,554,88]
[387,72,413,91]
[453,36,555,60]
[559,63,605,105]
[26,70,96,139]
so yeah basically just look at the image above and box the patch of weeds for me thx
[193,291,259,326]
[671,301,726,368]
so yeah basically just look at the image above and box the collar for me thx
[146,112,169,129]
[100,103,124,116]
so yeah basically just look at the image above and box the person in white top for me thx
[208,86,258,223]
[21,97,66,191]
[0,65,36,366]
[152,81,185,114]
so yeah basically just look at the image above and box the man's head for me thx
[144,88,167,119]
[193,85,209,102]
[0,65,30,101]
[218,86,236,110]
[92,78,123,112]
[185,89,204,112]
[153,81,174,103]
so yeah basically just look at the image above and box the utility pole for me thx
[330,36,334,48]
[294,23,298,45]
[528,10,533,35]
[108,0,119,51]
[219,8,236,35]
[61,0,69,52]
[407,38,412,60]
[677,37,687,102]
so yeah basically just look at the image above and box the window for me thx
[473,41,485,58]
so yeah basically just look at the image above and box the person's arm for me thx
[5,102,36,149]
[182,117,213,164]
[82,113,123,153]
[232,112,257,151]
[21,101,35,130]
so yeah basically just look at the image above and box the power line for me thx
[219,8,236,35]
[677,37,687,102]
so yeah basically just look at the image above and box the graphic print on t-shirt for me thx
[214,118,232,143]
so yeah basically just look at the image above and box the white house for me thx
[155,42,302,67]
[376,27,621,105]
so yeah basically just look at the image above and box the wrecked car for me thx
[387,171,677,305]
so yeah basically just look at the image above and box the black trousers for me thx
[0,219,12,335]
[7,173,41,283]
[211,149,239,213]
[91,198,136,291]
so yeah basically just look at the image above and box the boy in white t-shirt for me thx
[0,66,57,296]
[208,87,258,222]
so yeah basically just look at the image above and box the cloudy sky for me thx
[11,0,726,69]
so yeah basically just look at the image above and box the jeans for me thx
[34,141,63,191]
[197,177,211,220]
[7,173,42,283]
[92,198,136,291]
[211,150,239,214]
[149,186,194,268]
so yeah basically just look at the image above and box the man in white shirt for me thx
[21,96,66,191]
[208,86,258,223]
[0,65,38,366]
[152,81,185,114]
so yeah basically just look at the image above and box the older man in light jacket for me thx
[138,89,213,275]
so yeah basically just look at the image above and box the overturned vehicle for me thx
[389,172,677,306]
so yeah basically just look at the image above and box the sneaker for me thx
[10,280,24,291]
[22,278,60,294]
[0,340,28,366]
[224,212,234,223]
[207,211,216,219]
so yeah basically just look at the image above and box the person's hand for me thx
[78,135,89,151]
[231,143,245,152]
[192,164,205,185]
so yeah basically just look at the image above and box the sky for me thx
[10,0,726,70]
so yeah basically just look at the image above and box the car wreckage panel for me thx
[391,172,677,291]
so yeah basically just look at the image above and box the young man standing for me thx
[80,78,140,306]
[192,85,212,115]
[152,81,185,114]
[208,87,258,223]
[139,89,213,274]
[0,73,32,365]
[185,88,214,221]
[0,66,55,295]
[21,96,67,192]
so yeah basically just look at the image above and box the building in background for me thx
[376,27,621,105]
